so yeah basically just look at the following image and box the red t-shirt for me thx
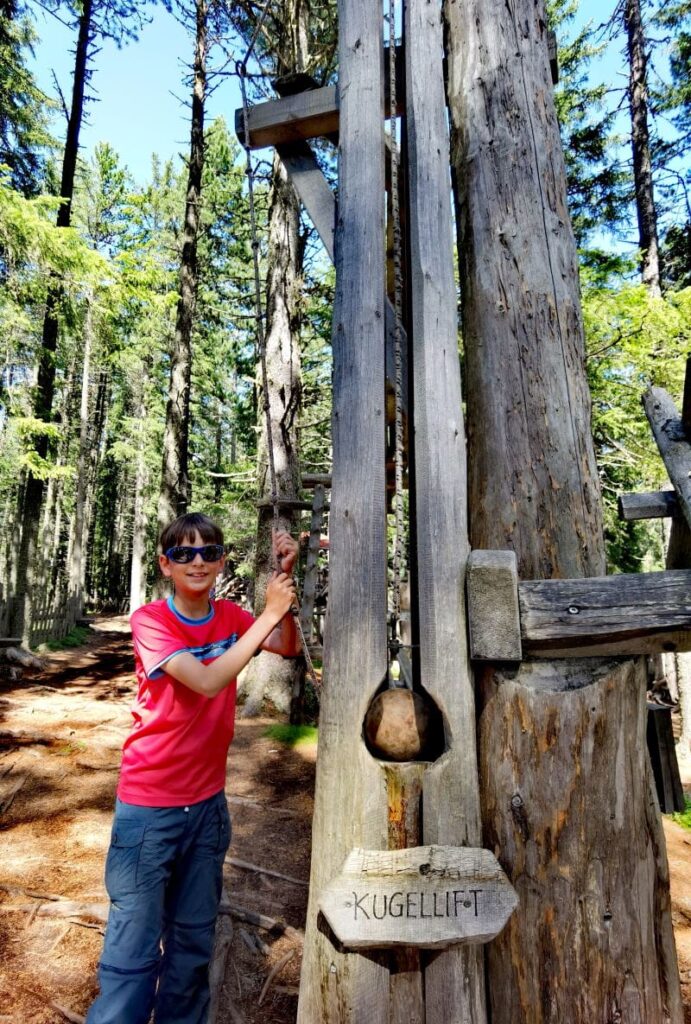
[118,596,255,807]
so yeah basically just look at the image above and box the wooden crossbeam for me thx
[236,47,404,151]
[467,550,691,659]
[643,385,691,532]
[618,490,679,520]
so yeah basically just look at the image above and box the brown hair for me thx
[159,513,223,554]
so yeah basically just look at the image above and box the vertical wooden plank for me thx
[296,0,391,1020]
[404,0,487,1019]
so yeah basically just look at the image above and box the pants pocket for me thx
[105,820,147,900]
[215,799,231,856]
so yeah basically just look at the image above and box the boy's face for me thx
[159,529,225,600]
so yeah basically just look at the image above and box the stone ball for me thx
[364,687,433,761]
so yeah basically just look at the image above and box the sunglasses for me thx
[164,544,225,564]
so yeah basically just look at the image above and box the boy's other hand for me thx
[265,571,297,620]
[272,529,298,574]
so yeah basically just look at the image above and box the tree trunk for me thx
[67,292,94,609]
[10,0,93,642]
[625,0,662,296]
[157,0,207,534]
[240,150,303,717]
[444,0,681,1019]
[129,375,149,614]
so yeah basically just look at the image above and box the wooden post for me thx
[296,0,390,1018]
[405,0,487,1017]
[444,0,682,1018]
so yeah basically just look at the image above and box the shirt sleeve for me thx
[130,605,187,679]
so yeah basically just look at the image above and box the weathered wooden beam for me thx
[643,385,691,532]
[682,354,691,438]
[279,141,408,426]
[405,0,488,1018]
[300,473,332,488]
[236,85,339,150]
[519,569,691,658]
[296,0,389,1017]
[466,551,522,661]
[618,490,679,521]
[256,497,317,511]
[278,141,336,260]
[647,704,686,812]
[236,47,404,151]
[467,555,691,659]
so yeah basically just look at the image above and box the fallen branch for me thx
[218,901,303,943]
[227,856,308,887]
[257,950,295,1006]
[228,795,301,817]
[0,775,25,814]
[50,1002,85,1024]
[0,900,108,922]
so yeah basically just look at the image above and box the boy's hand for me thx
[265,571,297,620]
[272,529,298,574]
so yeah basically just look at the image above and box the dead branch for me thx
[0,775,25,814]
[257,949,295,1006]
[227,856,308,887]
[218,900,304,943]
[227,794,301,817]
[50,1001,85,1024]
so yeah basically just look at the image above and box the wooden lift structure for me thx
[237,1,686,1020]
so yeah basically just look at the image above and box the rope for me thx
[387,0,406,649]
[237,34,321,691]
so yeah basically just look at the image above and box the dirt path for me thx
[0,620,689,1022]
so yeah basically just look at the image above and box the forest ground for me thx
[0,619,690,1024]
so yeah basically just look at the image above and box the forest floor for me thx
[0,618,690,1023]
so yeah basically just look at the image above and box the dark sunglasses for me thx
[164,544,225,564]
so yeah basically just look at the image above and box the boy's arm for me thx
[163,572,296,698]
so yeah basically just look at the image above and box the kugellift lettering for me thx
[350,889,482,921]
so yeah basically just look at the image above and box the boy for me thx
[86,512,298,1024]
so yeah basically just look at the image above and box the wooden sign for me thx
[319,845,518,950]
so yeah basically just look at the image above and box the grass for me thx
[263,723,318,749]
[670,797,691,831]
[43,625,91,651]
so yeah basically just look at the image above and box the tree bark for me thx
[445,0,681,1018]
[157,0,207,533]
[67,291,94,609]
[625,0,662,296]
[10,0,93,642]
[240,150,303,718]
[129,372,149,614]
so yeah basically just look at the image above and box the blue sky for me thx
[29,1,632,187]
[31,3,243,184]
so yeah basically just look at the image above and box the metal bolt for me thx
[568,605,580,615]
[511,794,523,808]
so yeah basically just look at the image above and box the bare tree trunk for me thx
[67,292,94,608]
[240,150,303,718]
[445,0,681,1018]
[10,0,93,642]
[625,0,662,296]
[157,0,207,533]
[129,371,149,614]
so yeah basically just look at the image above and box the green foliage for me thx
[583,274,691,570]
[262,723,318,748]
[0,6,55,194]
[43,625,91,650]
[669,796,691,830]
